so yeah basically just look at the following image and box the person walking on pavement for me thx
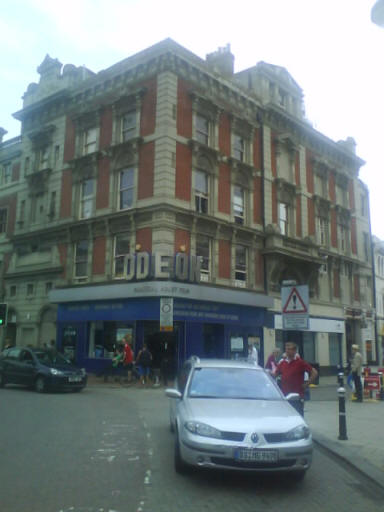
[265,347,280,372]
[351,344,363,402]
[136,343,152,385]
[248,343,258,364]
[123,334,134,383]
[273,341,318,416]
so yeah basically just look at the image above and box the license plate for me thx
[68,376,82,383]
[235,448,278,462]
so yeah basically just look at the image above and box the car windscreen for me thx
[188,367,282,400]
[34,351,73,366]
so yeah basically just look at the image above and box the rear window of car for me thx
[188,367,282,400]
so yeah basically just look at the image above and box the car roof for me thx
[187,357,263,371]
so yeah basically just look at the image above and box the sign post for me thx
[281,285,309,330]
[160,297,173,332]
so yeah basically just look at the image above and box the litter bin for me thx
[310,362,320,385]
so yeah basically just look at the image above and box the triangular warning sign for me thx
[283,287,307,314]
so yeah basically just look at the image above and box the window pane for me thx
[120,168,134,188]
[196,115,209,144]
[82,179,94,197]
[120,189,133,210]
[76,240,88,259]
[115,235,130,255]
[195,170,208,194]
[196,236,210,271]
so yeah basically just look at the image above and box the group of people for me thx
[110,335,153,385]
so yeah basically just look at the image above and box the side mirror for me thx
[286,392,301,402]
[165,388,182,399]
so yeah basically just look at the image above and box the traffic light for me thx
[0,303,8,326]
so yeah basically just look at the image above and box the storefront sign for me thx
[123,252,202,283]
[160,297,173,332]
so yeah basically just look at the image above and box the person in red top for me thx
[123,334,134,383]
[274,342,318,416]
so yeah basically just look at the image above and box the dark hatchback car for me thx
[0,347,87,393]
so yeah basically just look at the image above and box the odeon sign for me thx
[123,252,202,283]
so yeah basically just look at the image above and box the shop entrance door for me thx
[143,321,180,384]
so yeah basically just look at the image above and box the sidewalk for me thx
[305,374,384,489]
[87,373,384,488]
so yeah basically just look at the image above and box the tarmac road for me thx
[1,383,384,512]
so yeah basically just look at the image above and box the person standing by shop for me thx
[351,344,363,402]
[136,343,152,385]
[273,342,318,416]
[123,334,134,383]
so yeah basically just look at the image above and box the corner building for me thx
[0,40,374,374]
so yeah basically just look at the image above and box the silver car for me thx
[166,358,312,480]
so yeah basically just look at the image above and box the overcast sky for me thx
[1,0,383,238]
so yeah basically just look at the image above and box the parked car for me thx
[0,346,87,393]
[166,357,312,479]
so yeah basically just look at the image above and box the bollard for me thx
[338,372,344,388]
[338,387,348,440]
[379,372,384,401]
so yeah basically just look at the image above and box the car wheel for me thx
[35,376,47,393]
[0,372,5,388]
[174,429,189,475]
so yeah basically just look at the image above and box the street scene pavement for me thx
[2,373,384,512]
[305,372,384,490]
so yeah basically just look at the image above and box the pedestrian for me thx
[111,344,125,382]
[351,344,363,402]
[136,343,152,385]
[248,343,258,364]
[265,347,280,372]
[123,334,134,383]
[273,341,318,416]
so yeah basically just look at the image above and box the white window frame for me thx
[194,169,209,214]
[278,202,289,235]
[196,235,211,281]
[317,217,328,246]
[233,185,245,225]
[121,110,136,142]
[38,146,49,170]
[74,240,89,278]
[196,114,210,146]
[119,168,135,210]
[83,127,97,155]
[233,134,246,162]
[113,234,131,278]
[235,244,247,285]
[80,178,95,219]
[2,162,12,184]
[0,208,7,234]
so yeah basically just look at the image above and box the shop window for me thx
[114,234,131,278]
[87,321,134,359]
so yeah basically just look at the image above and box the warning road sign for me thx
[281,285,309,330]
[282,287,307,314]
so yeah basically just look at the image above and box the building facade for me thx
[0,40,374,373]
[373,236,384,365]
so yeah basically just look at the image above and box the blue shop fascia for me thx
[49,252,274,374]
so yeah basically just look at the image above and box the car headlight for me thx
[184,421,222,439]
[284,425,311,441]
[50,368,64,376]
